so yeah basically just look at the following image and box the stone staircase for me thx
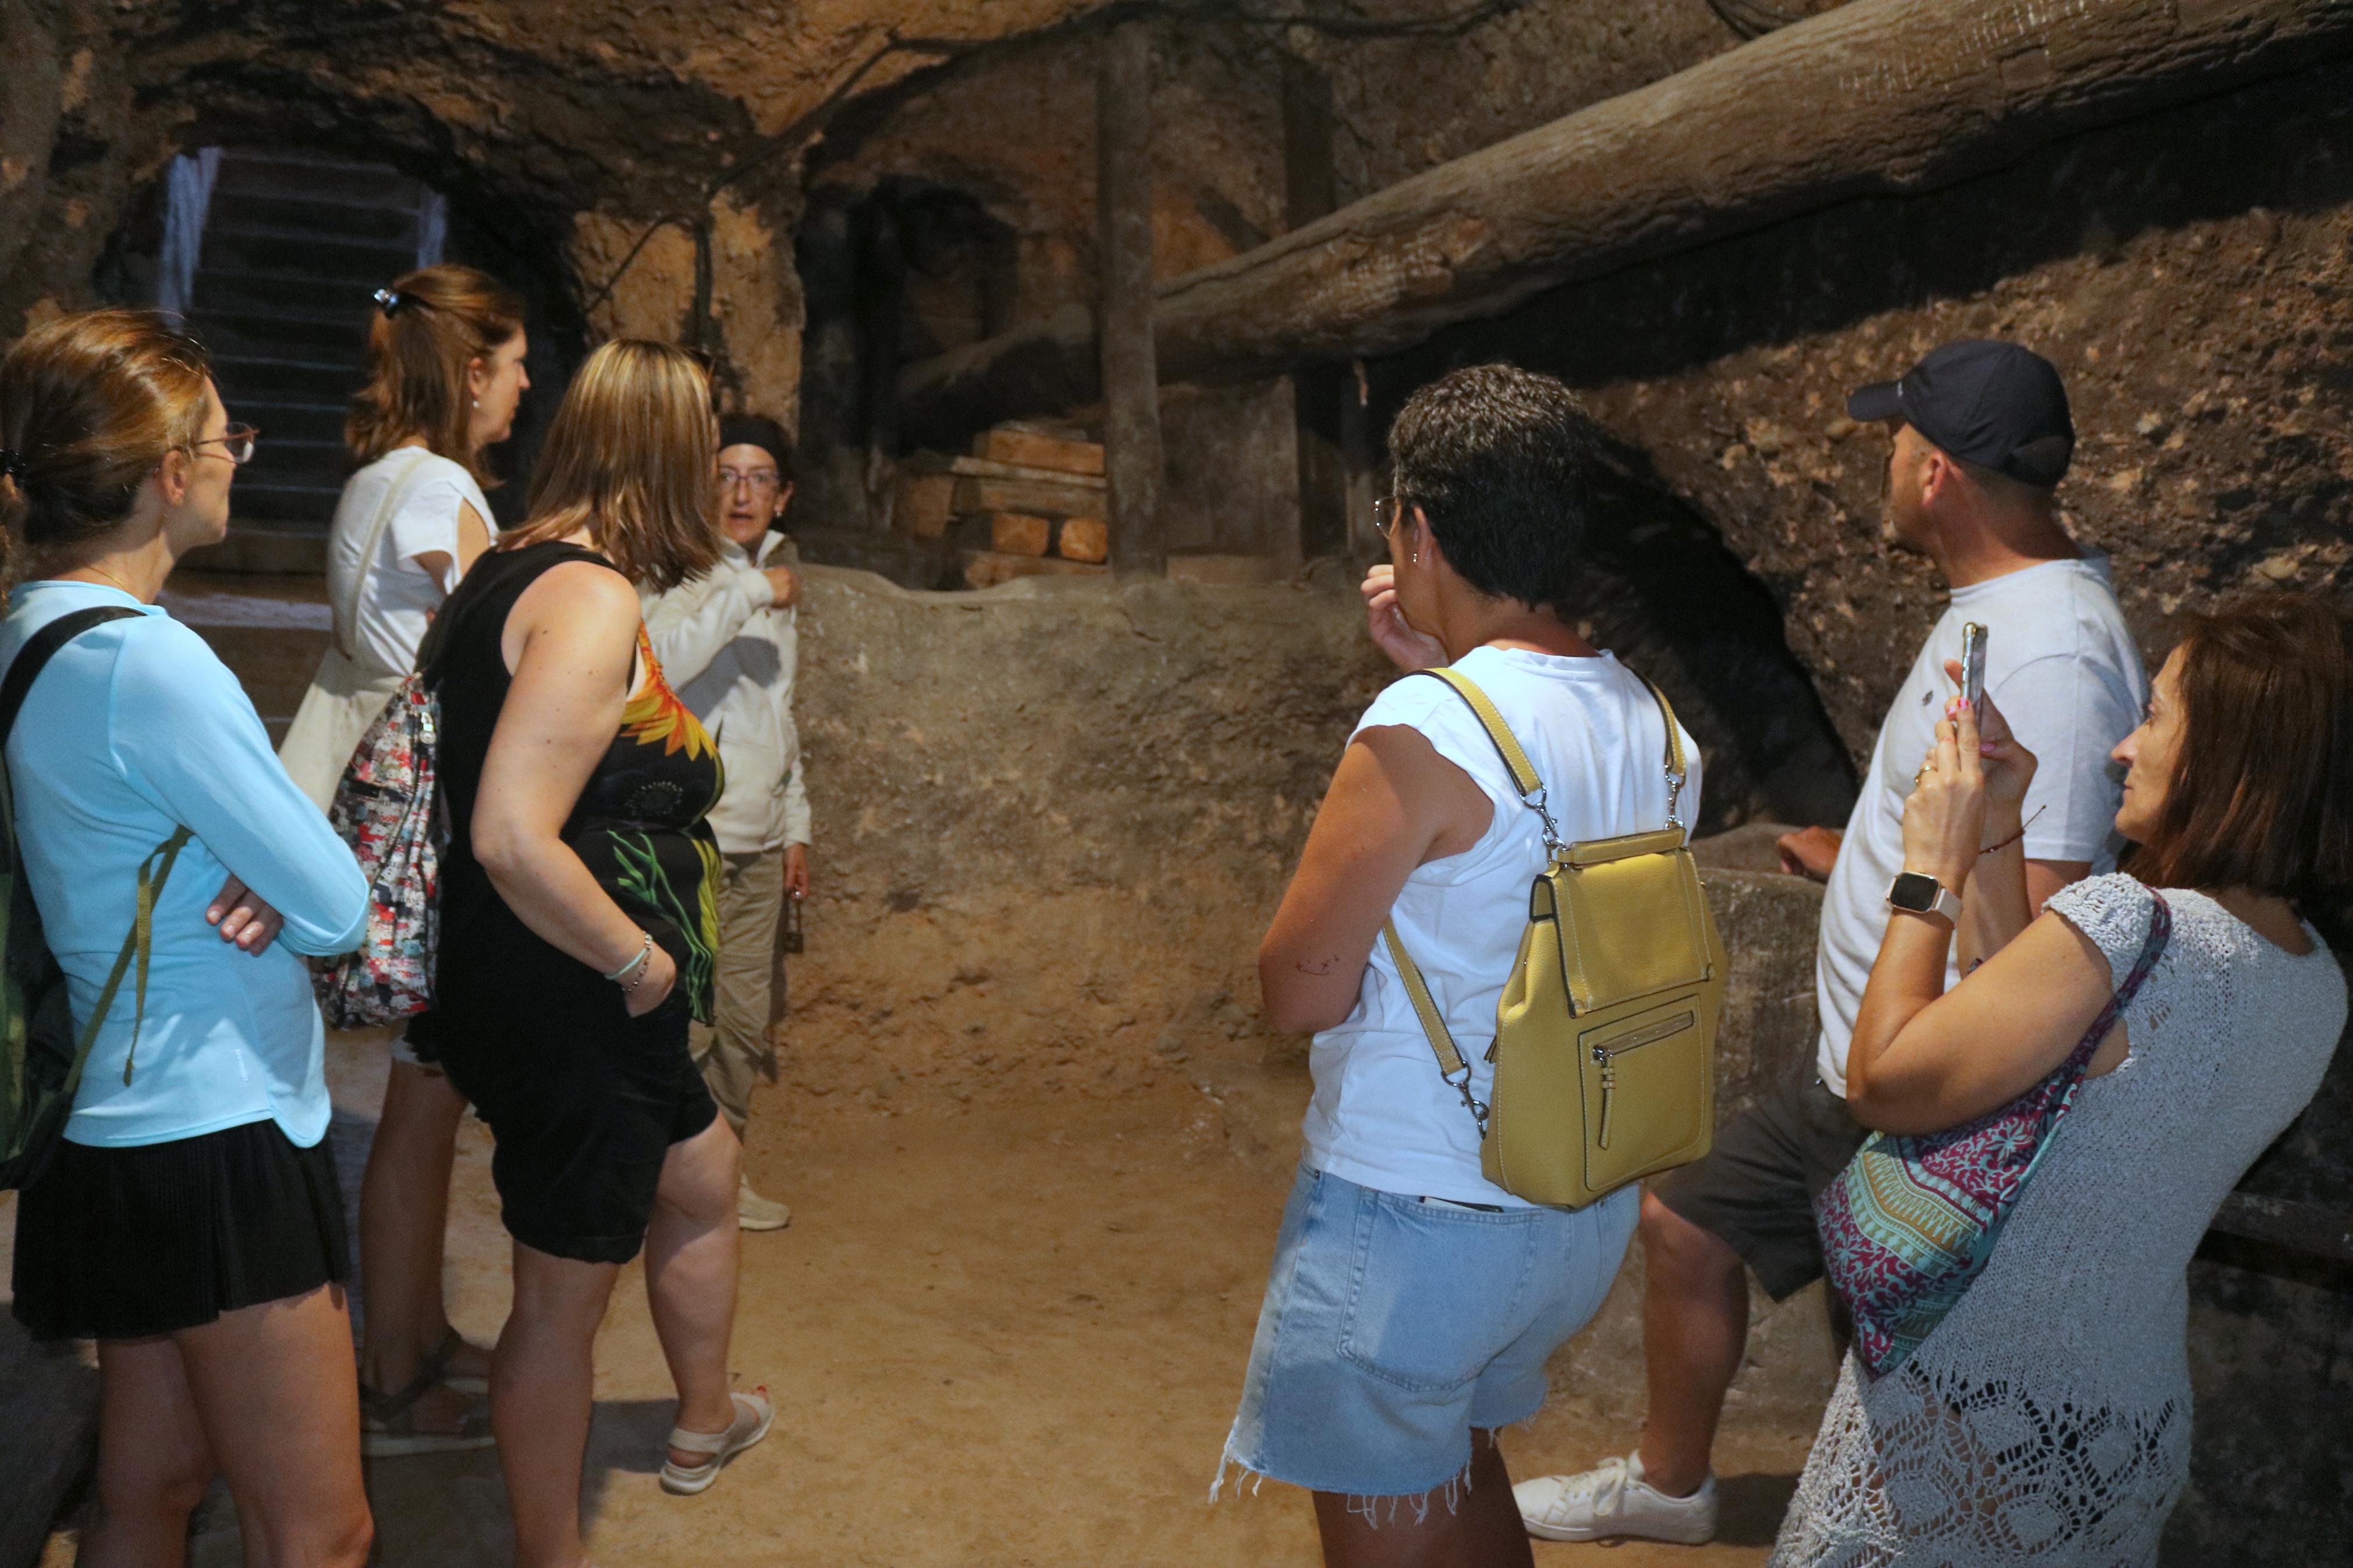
[183,149,435,573]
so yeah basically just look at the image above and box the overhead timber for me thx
[897,0,2353,443]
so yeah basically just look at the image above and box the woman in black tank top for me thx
[421,342,772,1559]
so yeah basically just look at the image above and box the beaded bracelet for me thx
[604,932,653,986]
[1979,803,2047,856]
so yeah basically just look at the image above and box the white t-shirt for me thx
[326,449,494,677]
[1301,645,1704,1208]
[1813,555,2147,1093]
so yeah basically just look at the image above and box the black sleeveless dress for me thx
[421,541,723,1265]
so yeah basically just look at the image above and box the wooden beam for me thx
[1284,55,1346,563]
[900,0,2353,436]
[1097,25,1165,577]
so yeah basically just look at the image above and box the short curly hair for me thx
[1387,363,1613,616]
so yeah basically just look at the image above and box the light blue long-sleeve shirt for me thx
[1,581,368,1149]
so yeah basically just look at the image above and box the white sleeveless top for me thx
[1773,876,2345,1567]
[1300,645,1703,1208]
[326,449,492,678]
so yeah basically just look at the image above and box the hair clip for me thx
[0,448,25,481]
[373,287,406,317]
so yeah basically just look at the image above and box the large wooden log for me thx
[900,0,2353,440]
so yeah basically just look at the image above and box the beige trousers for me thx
[689,848,790,1138]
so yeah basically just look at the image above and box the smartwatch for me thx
[1886,871,1963,927]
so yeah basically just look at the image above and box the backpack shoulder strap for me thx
[335,447,438,660]
[1,606,147,746]
[1634,674,1691,834]
[1408,667,1545,799]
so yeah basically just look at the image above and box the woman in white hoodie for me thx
[643,413,808,1231]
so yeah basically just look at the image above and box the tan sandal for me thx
[659,1388,773,1495]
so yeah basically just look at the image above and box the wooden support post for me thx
[1096,24,1165,577]
[1283,55,1343,563]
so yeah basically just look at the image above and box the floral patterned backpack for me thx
[312,674,442,1028]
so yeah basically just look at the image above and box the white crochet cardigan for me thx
[1773,876,2345,1568]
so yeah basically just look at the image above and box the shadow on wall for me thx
[1564,432,1859,833]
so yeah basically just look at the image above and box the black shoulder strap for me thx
[0,606,145,746]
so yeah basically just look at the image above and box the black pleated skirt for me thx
[10,1118,349,1342]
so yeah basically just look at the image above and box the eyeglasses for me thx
[1372,495,1407,538]
[719,468,782,495]
[190,425,260,465]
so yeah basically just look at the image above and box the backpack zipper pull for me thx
[1595,1047,1617,1150]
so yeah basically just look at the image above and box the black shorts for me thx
[434,972,717,1268]
[1651,1076,1871,1301]
[11,1119,350,1342]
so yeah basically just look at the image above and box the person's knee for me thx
[101,1455,211,1527]
[1639,1192,1742,1291]
[656,1123,740,1226]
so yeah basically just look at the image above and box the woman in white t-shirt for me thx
[1221,366,1701,1568]
[279,263,530,1455]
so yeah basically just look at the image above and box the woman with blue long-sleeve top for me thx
[1,310,373,1567]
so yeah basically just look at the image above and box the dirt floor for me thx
[31,1031,1802,1566]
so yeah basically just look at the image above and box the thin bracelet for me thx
[1979,803,2048,856]
[603,932,652,983]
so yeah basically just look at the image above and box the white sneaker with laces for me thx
[1514,1452,1719,1544]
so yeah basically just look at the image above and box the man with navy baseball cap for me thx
[1516,343,2148,1546]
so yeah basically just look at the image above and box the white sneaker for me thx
[1514,1453,1718,1544]
[737,1178,791,1231]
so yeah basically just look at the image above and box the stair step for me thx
[229,483,343,526]
[187,310,368,364]
[205,192,419,246]
[208,353,365,401]
[197,231,413,286]
[212,153,421,207]
[193,268,385,318]
[229,403,349,445]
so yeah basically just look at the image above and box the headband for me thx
[0,449,25,482]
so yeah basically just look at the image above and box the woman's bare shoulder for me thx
[511,556,638,623]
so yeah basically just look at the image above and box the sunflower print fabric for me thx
[566,631,726,1022]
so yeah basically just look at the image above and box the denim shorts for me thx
[1219,1164,1638,1499]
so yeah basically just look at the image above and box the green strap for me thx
[69,827,193,1093]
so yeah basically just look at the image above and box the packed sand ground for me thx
[34,1030,1800,1565]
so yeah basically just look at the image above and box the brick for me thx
[988,512,1052,557]
[1056,517,1109,563]
[973,427,1105,477]
[896,471,959,538]
[961,550,1112,589]
[953,473,1106,520]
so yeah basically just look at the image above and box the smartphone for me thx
[1960,621,1988,713]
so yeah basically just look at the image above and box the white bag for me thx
[277,448,435,809]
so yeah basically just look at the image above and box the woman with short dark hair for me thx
[1225,364,1703,1567]
[1775,593,2352,1565]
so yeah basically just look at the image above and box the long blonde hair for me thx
[346,264,524,484]
[502,340,721,591]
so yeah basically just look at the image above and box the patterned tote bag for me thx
[311,674,442,1028]
[1817,891,2171,1379]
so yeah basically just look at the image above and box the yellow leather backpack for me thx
[1382,667,1726,1208]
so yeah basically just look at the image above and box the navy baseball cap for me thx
[1847,340,2075,487]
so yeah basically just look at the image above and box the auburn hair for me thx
[501,339,720,592]
[346,264,524,484]
[0,308,212,571]
[2130,592,2353,942]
